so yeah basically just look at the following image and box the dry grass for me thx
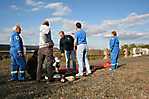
[0,56,149,99]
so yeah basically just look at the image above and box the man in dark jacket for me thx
[59,31,76,75]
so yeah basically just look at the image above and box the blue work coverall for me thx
[10,32,26,80]
[109,36,120,70]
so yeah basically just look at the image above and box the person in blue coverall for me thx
[109,31,120,70]
[9,25,26,81]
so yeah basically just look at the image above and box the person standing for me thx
[59,31,76,75]
[36,20,54,82]
[109,31,120,70]
[75,22,91,77]
[9,25,26,81]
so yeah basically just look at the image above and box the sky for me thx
[0,0,149,49]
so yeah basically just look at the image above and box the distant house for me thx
[132,48,149,57]
[141,48,149,55]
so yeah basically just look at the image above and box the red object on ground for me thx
[92,60,104,72]
[103,60,111,68]
[58,64,79,74]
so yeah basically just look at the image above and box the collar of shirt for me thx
[76,28,81,32]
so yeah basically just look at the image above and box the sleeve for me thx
[71,36,74,45]
[10,34,13,46]
[69,35,75,49]
[109,38,115,52]
[74,32,78,46]
[42,30,51,43]
[40,25,49,34]
[14,34,22,53]
[59,39,64,53]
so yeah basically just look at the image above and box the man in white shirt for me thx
[36,20,54,82]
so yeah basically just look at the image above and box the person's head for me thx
[76,22,82,29]
[13,25,22,34]
[59,31,65,38]
[42,21,49,26]
[112,31,117,36]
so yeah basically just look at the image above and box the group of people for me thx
[9,20,120,82]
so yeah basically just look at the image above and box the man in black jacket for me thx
[59,31,76,75]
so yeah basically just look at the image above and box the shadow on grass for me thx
[0,72,11,98]
[90,65,104,73]
[117,63,126,68]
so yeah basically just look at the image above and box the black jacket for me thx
[59,35,74,53]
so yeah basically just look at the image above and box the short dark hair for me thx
[59,31,64,35]
[42,21,49,26]
[112,31,117,36]
[76,22,82,29]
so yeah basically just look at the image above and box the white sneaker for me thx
[109,68,112,71]
[86,71,91,75]
[45,76,48,80]
[76,73,83,77]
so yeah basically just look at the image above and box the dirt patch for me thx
[0,56,149,99]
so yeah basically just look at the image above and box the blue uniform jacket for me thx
[10,32,24,54]
[110,36,120,53]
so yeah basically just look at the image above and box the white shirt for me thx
[39,25,50,48]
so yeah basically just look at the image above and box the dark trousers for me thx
[36,46,54,81]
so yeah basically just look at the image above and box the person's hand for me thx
[74,46,77,50]
[18,52,23,56]
[61,53,64,57]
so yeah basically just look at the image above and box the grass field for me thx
[0,56,149,99]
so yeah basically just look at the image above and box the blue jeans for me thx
[76,44,91,75]
[65,50,76,74]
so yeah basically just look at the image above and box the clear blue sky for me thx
[0,0,149,49]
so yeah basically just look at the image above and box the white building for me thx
[141,48,149,55]
[132,48,149,57]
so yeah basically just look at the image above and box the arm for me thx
[59,39,64,53]
[109,38,115,52]
[14,34,23,55]
[45,30,54,47]
[69,35,75,50]
[74,33,78,50]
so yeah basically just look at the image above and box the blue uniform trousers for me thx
[111,48,119,70]
[10,50,26,80]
